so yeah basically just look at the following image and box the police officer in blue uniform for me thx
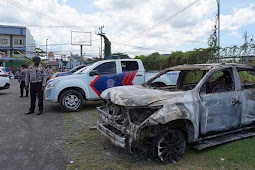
[25,56,46,115]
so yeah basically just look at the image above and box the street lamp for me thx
[216,0,220,63]
[46,39,48,63]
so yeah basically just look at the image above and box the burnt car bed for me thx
[97,63,255,164]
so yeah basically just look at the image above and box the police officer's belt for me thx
[31,80,42,83]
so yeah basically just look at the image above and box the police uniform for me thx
[25,64,46,114]
[19,67,29,97]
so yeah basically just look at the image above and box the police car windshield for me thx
[74,66,89,74]
[70,65,86,73]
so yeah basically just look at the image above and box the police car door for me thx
[119,60,144,85]
[89,61,118,99]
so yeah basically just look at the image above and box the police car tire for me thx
[59,89,84,112]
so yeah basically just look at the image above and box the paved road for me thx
[0,80,69,170]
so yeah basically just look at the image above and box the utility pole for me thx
[46,39,48,63]
[80,45,83,65]
[216,0,220,63]
[244,31,248,44]
[97,26,105,59]
[243,31,249,64]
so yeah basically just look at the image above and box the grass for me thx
[63,102,255,170]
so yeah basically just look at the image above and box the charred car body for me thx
[97,63,255,163]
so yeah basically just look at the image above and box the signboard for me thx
[71,31,92,46]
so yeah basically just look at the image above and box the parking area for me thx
[0,80,69,170]
[1,79,255,170]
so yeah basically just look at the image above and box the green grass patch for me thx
[63,104,255,170]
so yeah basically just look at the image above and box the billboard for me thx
[71,31,92,46]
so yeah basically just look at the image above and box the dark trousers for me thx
[29,82,43,112]
[20,81,29,96]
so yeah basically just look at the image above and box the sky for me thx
[0,0,254,58]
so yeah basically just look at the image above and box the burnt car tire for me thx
[59,90,84,112]
[155,130,186,164]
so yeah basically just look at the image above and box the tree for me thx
[112,53,130,59]
[35,47,45,55]
[102,35,111,58]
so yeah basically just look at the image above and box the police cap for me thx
[32,56,41,63]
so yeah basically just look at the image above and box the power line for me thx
[27,25,96,29]
[124,0,200,42]
[26,39,101,47]
[111,41,172,53]
[2,0,84,30]
[26,40,172,53]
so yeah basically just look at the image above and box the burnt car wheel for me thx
[59,90,84,112]
[156,130,186,164]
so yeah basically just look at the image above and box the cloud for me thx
[221,3,255,31]
[93,0,147,11]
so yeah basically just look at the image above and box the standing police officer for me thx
[19,65,29,97]
[25,56,46,115]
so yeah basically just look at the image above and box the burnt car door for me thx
[237,68,255,125]
[199,68,243,134]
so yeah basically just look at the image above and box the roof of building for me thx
[46,61,59,66]
[48,52,54,58]
[0,25,27,36]
[0,25,26,29]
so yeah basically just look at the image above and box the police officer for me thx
[19,65,29,97]
[25,56,46,115]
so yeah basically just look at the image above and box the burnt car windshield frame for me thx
[143,65,212,88]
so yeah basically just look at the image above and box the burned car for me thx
[97,63,255,164]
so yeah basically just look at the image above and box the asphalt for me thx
[0,79,69,170]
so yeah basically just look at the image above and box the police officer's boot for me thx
[25,111,34,115]
[37,110,43,115]
[20,90,23,97]
[25,91,29,97]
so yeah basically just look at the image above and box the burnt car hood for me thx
[101,85,186,107]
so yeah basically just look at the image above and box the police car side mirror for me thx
[89,70,99,76]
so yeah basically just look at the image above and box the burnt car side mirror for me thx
[89,70,99,76]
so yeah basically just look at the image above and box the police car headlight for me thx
[46,80,58,89]
[46,82,54,88]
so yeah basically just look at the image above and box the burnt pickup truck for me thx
[97,63,255,164]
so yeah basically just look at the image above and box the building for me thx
[46,59,64,70]
[48,51,55,61]
[0,25,36,68]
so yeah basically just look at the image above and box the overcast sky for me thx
[0,0,254,58]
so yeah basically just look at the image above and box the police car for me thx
[45,59,179,112]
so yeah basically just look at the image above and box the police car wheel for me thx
[59,90,84,112]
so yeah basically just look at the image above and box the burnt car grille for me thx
[99,101,160,128]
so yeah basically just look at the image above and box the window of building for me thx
[92,62,116,75]
[121,61,138,72]
[2,39,7,44]
[0,50,8,54]
[14,39,24,45]
[14,39,18,45]
[20,40,24,45]
[0,38,8,44]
